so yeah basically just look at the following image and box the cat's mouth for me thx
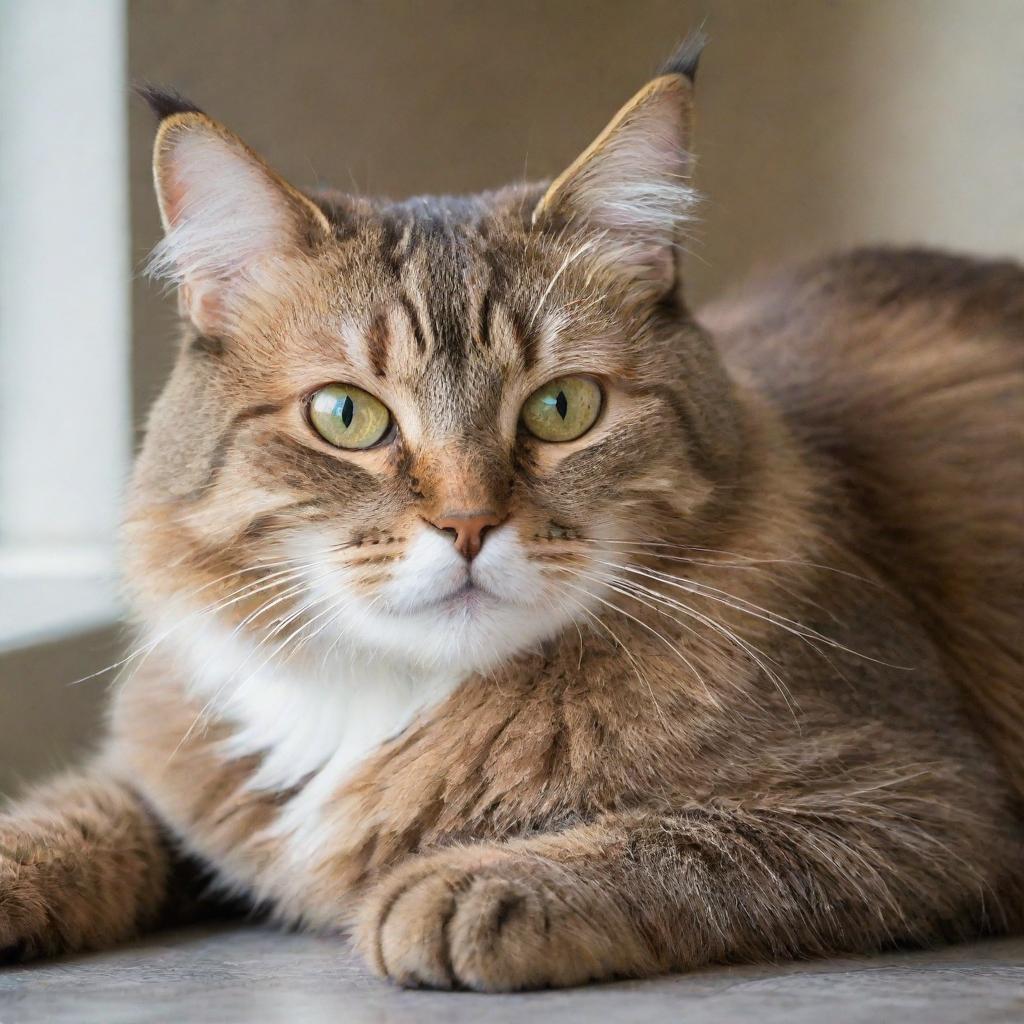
[402,580,499,616]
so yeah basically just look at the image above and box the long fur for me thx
[2,52,1022,990]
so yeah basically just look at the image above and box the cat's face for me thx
[128,71,742,673]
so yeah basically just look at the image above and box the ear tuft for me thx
[145,109,330,333]
[533,70,698,298]
[135,82,205,122]
[658,30,708,84]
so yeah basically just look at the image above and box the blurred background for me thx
[1,0,1022,794]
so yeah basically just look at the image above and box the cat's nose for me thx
[426,511,506,561]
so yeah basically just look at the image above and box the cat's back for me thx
[700,246,1024,793]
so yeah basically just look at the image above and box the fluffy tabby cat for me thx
[2,39,1022,989]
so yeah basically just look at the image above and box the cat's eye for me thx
[521,375,603,443]
[308,384,392,449]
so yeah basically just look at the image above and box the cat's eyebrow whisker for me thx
[530,234,604,327]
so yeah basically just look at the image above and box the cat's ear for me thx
[532,36,703,300]
[140,87,331,334]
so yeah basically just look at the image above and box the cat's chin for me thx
[388,581,501,618]
[324,589,568,676]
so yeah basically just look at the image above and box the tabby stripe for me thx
[399,293,428,353]
[480,252,537,365]
[266,434,378,490]
[507,303,539,369]
[476,288,493,347]
[237,500,326,544]
[189,334,225,357]
[377,217,404,277]
[365,312,391,377]
[424,257,471,365]
[183,402,282,501]
[645,384,718,477]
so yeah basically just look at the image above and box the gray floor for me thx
[1,925,1022,1024]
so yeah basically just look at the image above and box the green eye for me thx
[308,383,392,449]
[521,375,602,442]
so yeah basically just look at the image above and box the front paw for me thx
[355,849,651,991]
[0,841,51,963]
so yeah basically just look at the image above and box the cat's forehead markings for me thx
[312,317,367,367]
[376,214,416,276]
[319,309,406,377]
[365,311,391,379]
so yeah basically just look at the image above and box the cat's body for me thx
[2,45,1022,988]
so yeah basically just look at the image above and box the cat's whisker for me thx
[157,565,346,741]
[170,583,354,757]
[78,560,324,692]
[530,235,605,327]
[580,537,882,587]
[568,564,795,717]
[552,571,720,709]
[256,559,379,666]
[64,557,322,688]
[564,593,668,725]
[560,564,778,711]
[576,538,847,629]
[225,567,343,666]
[593,558,903,668]
[278,587,364,665]
[225,573,325,641]
[599,560,839,669]
[155,559,343,728]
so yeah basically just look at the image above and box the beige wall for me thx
[693,1,1024,298]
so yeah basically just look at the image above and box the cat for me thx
[1,37,1022,991]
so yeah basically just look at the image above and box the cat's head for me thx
[128,37,744,674]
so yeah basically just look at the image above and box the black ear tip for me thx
[659,30,708,84]
[134,83,204,122]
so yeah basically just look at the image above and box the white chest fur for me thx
[162,612,466,858]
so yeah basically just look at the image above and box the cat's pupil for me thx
[555,391,568,419]
[341,395,354,428]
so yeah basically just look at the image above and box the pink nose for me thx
[427,511,505,560]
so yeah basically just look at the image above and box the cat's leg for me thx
[356,792,1022,991]
[0,766,191,961]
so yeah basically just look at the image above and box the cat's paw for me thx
[0,838,50,963]
[356,848,651,991]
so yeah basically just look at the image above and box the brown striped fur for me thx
[2,42,1022,988]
